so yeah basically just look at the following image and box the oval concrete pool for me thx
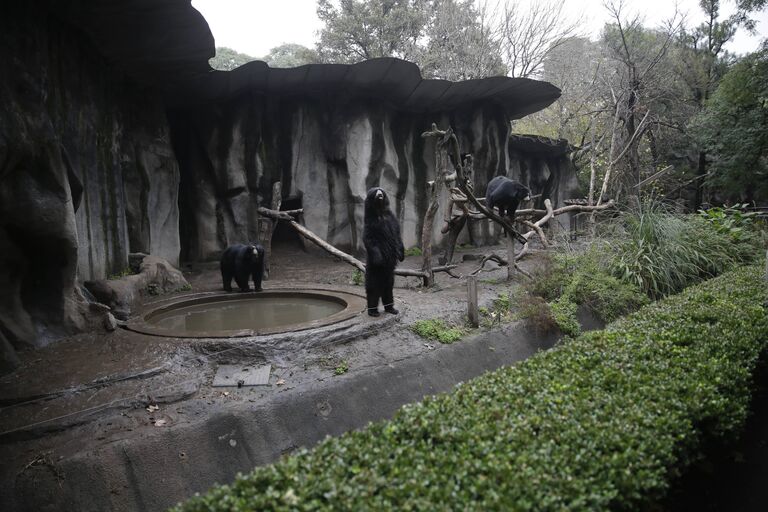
[127,289,367,338]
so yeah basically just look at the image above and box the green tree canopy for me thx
[261,43,319,68]
[316,0,429,63]
[691,46,768,202]
[209,46,255,71]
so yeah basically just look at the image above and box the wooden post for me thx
[467,274,479,327]
[260,181,282,279]
[506,229,516,279]
[421,180,439,287]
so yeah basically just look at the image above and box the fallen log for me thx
[257,206,457,279]
[470,254,532,278]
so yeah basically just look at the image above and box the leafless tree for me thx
[598,0,682,202]
[492,0,585,78]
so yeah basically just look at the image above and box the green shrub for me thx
[480,292,517,327]
[333,360,349,375]
[351,269,364,286]
[525,251,649,325]
[517,296,559,335]
[549,297,580,336]
[174,266,768,512]
[698,204,757,241]
[492,292,512,313]
[410,319,465,344]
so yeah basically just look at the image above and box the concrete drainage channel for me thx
[2,325,558,512]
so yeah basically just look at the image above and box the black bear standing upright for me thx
[485,176,531,219]
[363,187,404,317]
[220,243,266,292]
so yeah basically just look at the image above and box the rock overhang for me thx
[176,58,562,119]
[509,134,572,157]
[46,0,561,118]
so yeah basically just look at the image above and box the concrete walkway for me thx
[1,321,557,512]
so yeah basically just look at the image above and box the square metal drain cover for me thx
[213,364,271,387]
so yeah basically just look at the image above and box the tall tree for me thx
[598,1,681,202]
[495,0,584,78]
[691,46,768,203]
[316,0,429,63]
[674,0,763,207]
[418,0,505,80]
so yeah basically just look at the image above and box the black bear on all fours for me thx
[363,187,405,317]
[485,176,532,219]
[220,243,266,292]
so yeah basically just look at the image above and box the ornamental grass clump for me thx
[608,201,759,298]
[175,265,768,512]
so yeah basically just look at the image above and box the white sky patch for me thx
[192,0,766,58]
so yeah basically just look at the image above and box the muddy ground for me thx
[0,242,557,510]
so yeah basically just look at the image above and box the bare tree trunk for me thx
[694,151,707,209]
[260,181,282,278]
[506,232,516,279]
[587,126,597,206]
[440,215,467,265]
[421,181,439,287]
[420,132,454,287]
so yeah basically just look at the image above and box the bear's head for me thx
[365,187,391,219]
[246,244,260,260]
[516,183,532,202]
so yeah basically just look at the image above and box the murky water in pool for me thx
[148,297,345,333]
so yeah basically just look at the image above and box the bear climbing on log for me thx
[485,176,531,219]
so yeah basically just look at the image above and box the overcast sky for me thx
[191,0,767,59]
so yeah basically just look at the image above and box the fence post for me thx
[467,274,479,327]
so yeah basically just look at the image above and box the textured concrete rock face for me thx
[171,98,580,260]
[84,254,190,320]
[0,10,180,355]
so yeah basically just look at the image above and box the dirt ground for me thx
[0,242,547,453]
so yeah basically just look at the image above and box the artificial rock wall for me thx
[0,9,179,356]
[0,2,578,365]
[170,96,579,261]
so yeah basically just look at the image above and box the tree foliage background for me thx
[312,0,767,206]
[212,0,768,206]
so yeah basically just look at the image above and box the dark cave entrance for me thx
[272,195,307,250]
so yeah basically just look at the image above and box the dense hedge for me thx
[176,266,768,511]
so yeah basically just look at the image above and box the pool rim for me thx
[125,288,368,338]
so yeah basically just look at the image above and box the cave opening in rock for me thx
[272,195,306,250]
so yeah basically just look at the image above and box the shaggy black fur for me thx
[220,243,266,292]
[485,176,531,219]
[363,187,404,316]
